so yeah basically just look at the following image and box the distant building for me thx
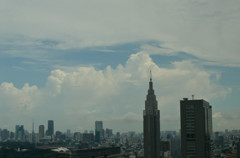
[55,131,63,140]
[180,98,213,158]
[74,132,82,141]
[1,129,9,141]
[215,135,224,148]
[143,75,160,158]
[15,125,24,141]
[66,129,71,137]
[39,125,45,139]
[170,135,181,158]
[9,132,15,140]
[106,128,113,138]
[95,121,103,143]
[47,120,54,137]
[95,131,101,143]
[160,140,170,152]
[83,133,94,143]
[116,132,120,138]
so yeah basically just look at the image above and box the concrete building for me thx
[143,75,160,158]
[39,125,45,139]
[15,125,24,141]
[83,133,94,143]
[95,121,103,143]
[170,135,181,158]
[1,129,9,141]
[180,98,213,158]
[106,128,113,138]
[47,120,54,137]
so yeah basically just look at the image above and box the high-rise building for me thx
[95,121,103,143]
[47,120,54,137]
[180,98,213,158]
[170,135,181,158]
[31,121,35,143]
[83,133,94,143]
[106,128,113,138]
[39,125,45,139]
[15,125,24,141]
[237,141,240,158]
[143,75,160,158]
[66,129,71,138]
[1,129,9,141]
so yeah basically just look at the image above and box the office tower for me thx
[83,133,94,143]
[180,98,213,158]
[106,128,113,138]
[74,132,81,141]
[47,120,54,137]
[31,121,35,143]
[15,125,24,141]
[66,129,71,138]
[143,75,160,158]
[170,135,181,158]
[39,125,45,139]
[55,131,62,140]
[10,132,15,140]
[95,121,103,143]
[1,129,9,141]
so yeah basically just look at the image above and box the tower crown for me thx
[145,71,158,111]
[149,71,153,90]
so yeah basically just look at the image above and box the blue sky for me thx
[0,0,239,133]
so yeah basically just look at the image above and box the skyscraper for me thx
[15,125,24,141]
[39,125,45,139]
[32,121,35,143]
[180,98,213,158]
[143,75,160,158]
[47,120,54,137]
[95,121,103,143]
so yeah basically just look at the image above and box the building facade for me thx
[15,125,24,141]
[95,121,103,143]
[39,125,45,139]
[143,77,160,158]
[47,120,54,137]
[180,98,213,158]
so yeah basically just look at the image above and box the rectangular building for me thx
[47,120,54,137]
[95,121,103,143]
[180,98,213,158]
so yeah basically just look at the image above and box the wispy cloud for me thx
[0,0,239,66]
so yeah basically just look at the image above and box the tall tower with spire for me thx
[143,72,160,158]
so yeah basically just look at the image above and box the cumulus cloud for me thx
[0,52,232,132]
[213,112,222,119]
[0,82,39,110]
[213,110,240,131]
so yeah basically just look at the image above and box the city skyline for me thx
[0,1,240,133]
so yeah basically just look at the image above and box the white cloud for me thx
[213,112,222,119]
[0,52,232,132]
[0,0,240,66]
[213,110,240,131]
[0,82,39,110]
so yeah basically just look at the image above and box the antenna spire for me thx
[150,70,152,81]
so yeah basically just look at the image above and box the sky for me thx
[0,0,239,133]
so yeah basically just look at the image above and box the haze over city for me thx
[0,0,239,133]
